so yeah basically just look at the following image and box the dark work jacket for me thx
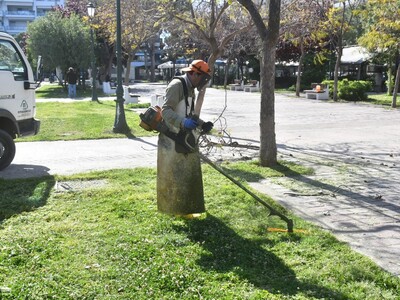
[66,70,77,85]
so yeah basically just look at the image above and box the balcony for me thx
[4,1,33,5]
[36,11,48,17]
[4,25,28,34]
[5,10,35,19]
[36,0,63,7]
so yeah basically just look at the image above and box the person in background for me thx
[66,67,77,98]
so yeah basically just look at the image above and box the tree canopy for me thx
[27,11,91,75]
[96,0,161,84]
[358,0,400,107]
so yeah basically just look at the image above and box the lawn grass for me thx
[5,83,398,298]
[365,93,397,106]
[0,163,399,299]
[35,83,111,99]
[21,84,152,141]
[18,100,153,142]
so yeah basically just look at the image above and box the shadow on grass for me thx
[174,214,345,298]
[0,176,55,223]
[210,162,304,215]
[219,164,265,182]
[35,84,67,98]
[219,161,302,183]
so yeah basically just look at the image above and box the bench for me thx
[102,81,113,95]
[304,83,329,100]
[123,86,140,104]
[229,79,244,91]
[151,93,164,106]
[244,80,259,92]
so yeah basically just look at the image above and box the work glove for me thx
[182,118,198,130]
[201,121,213,133]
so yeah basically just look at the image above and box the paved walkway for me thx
[1,84,399,277]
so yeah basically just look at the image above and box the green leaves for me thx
[27,11,91,74]
[358,0,400,54]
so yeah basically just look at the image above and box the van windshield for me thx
[0,39,27,81]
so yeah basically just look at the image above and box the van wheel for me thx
[0,129,16,171]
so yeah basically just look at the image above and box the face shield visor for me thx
[196,73,211,91]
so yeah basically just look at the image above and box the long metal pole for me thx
[115,0,123,105]
[113,0,129,133]
[90,26,98,101]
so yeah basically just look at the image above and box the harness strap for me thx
[173,76,194,117]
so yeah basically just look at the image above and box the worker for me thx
[157,60,213,217]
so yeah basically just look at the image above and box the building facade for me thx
[0,0,64,35]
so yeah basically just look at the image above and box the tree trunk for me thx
[391,60,400,108]
[150,43,156,82]
[295,36,305,97]
[259,41,277,166]
[144,49,150,80]
[105,44,115,77]
[124,52,134,85]
[333,41,342,101]
[387,58,393,96]
[259,1,280,166]
[224,59,231,88]
[237,0,280,166]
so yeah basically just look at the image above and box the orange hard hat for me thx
[181,60,211,75]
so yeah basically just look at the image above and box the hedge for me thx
[322,79,372,101]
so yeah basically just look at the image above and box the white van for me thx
[0,32,40,170]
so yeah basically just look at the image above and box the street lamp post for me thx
[113,0,129,133]
[87,2,98,102]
